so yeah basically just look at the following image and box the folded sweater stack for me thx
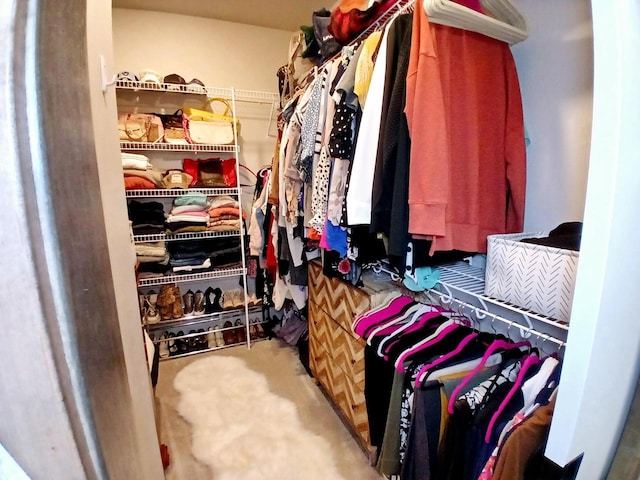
[166,193,209,235]
[207,195,244,232]
[128,200,166,235]
[122,152,166,190]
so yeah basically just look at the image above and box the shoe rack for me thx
[118,82,271,360]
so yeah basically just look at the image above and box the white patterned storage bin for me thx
[484,232,579,323]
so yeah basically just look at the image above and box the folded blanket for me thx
[121,152,152,170]
[171,204,209,215]
[123,168,166,187]
[209,195,239,209]
[208,206,245,218]
[135,241,167,257]
[166,214,208,224]
[137,253,170,264]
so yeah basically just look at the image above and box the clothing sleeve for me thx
[504,52,526,233]
[405,2,450,238]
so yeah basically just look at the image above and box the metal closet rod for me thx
[366,260,565,348]
[298,0,415,87]
[425,287,566,349]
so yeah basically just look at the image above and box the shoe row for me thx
[156,321,268,358]
[141,285,262,324]
[157,329,208,358]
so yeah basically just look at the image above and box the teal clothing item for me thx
[174,192,208,207]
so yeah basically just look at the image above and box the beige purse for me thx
[118,113,164,142]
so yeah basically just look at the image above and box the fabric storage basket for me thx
[484,232,579,323]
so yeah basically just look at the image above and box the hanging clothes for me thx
[406,0,526,254]
[369,12,413,258]
[345,22,391,225]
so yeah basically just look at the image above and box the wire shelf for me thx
[234,89,279,103]
[146,304,263,331]
[125,187,239,198]
[434,262,570,332]
[134,230,241,243]
[116,80,232,97]
[120,141,238,153]
[115,81,279,104]
[138,267,245,287]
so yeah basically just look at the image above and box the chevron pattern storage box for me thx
[484,232,579,323]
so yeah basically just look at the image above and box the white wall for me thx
[112,8,292,182]
[511,0,593,232]
[545,0,640,477]
[87,3,164,478]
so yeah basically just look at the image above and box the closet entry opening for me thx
[89,0,637,479]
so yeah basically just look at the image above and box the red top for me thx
[405,2,526,254]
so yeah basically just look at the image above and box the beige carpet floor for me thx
[155,339,383,480]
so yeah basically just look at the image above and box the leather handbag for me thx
[118,113,164,142]
[159,110,188,144]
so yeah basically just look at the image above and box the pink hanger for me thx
[382,311,445,360]
[394,321,461,372]
[353,295,414,337]
[376,305,442,356]
[484,353,541,443]
[366,304,423,345]
[414,332,479,387]
[447,339,530,414]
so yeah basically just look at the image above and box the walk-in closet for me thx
[2,1,640,480]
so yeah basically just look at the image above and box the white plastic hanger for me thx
[375,304,438,356]
[424,0,528,45]
[366,303,424,345]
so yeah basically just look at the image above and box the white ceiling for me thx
[111,0,337,32]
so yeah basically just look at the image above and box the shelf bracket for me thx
[100,54,117,93]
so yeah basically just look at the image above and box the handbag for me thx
[118,113,164,142]
[184,157,238,188]
[183,98,239,145]
[159,110,188,144]
[201,158,237,187]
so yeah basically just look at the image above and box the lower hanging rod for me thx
[425,287,566,349]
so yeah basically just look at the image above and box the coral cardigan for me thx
[405,2,526,254]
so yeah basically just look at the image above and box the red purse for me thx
[183,158,238,188]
